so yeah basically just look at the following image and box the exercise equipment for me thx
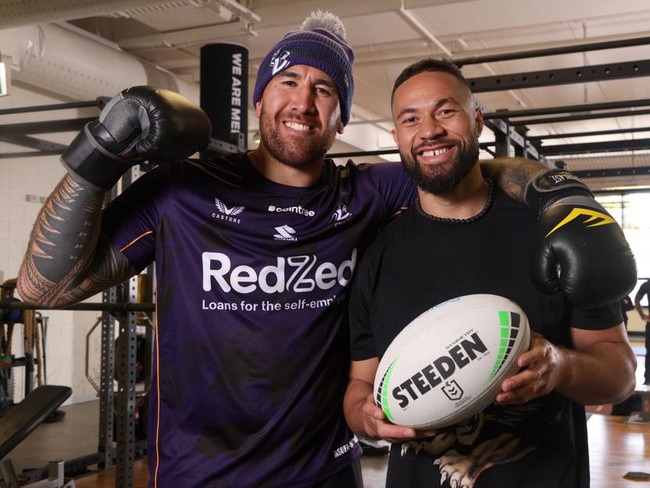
[1,280,51,419]
[0,385,74,488]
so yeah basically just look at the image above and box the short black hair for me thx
[391,58,470,104]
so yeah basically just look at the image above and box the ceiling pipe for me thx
[1,23,200,102]
[397,1,528,109]
[0,0,258,103]
[118,22,250,52]
[397,1,453,59]
[0,0,187,29]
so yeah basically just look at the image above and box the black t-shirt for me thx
[349,185,622,488]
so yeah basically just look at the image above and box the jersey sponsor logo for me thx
[212,198,245,224]
[333,435,359,458]
[274,224,297,241]
[268,204,315,217]
[202,249,357,294]
[331,202,352,226]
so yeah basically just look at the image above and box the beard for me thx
[258,108,339,168]
[400,137,480,195]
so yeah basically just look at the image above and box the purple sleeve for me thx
[101,165,172,270]
[350,161,417,215]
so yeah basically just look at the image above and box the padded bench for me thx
[0,385,72,460]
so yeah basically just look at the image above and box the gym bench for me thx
[0,385,73,488]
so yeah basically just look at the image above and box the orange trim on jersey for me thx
[389,206,409,221]
[119,230,154,253]
[152,288,162,487]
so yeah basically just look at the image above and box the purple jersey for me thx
[101,154,415,487]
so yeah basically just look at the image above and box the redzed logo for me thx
[202,249,357,294]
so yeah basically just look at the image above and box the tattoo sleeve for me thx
[480,157,548,202]
[17,174,136,307]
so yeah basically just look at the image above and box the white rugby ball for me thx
[374,294,530,430]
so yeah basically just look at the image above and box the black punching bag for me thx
[200,43,248,154]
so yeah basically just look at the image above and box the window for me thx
[597,191,650,304]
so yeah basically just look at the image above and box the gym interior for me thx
[1,1,649,487]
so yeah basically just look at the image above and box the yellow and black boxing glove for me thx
[525,169,637,308]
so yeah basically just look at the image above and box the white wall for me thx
[1,85,103,405]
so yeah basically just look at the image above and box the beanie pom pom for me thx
[301,10,347,40]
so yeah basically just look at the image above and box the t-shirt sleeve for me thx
[570,301,623,330]
[353,161,417,216]
[348,242,381,361]
[101,165,173,271]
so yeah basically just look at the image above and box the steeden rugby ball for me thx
[374,294,531,429]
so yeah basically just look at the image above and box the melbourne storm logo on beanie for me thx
[253,10,355,125]
[270,50,291,76]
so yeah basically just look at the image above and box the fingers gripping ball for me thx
[530,194,637,308]
[62,86,212,189]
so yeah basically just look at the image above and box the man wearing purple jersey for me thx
[17,11,635,488]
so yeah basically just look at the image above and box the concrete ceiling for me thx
[1,0,650,190]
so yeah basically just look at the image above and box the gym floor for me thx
[3,337,648,488]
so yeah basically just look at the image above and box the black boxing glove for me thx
[526,169,637,308]
[62,86,212,189]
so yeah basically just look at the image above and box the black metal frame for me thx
[1,36,649,163]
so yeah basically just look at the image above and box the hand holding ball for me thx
[374,294,530,430]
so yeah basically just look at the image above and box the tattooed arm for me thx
[480,156,636,308]
[479,157,547,202]
[16,86,210,308]
[17,174,137,308]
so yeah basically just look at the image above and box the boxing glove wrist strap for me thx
[61,123,137,190]
[524,169,593,215]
